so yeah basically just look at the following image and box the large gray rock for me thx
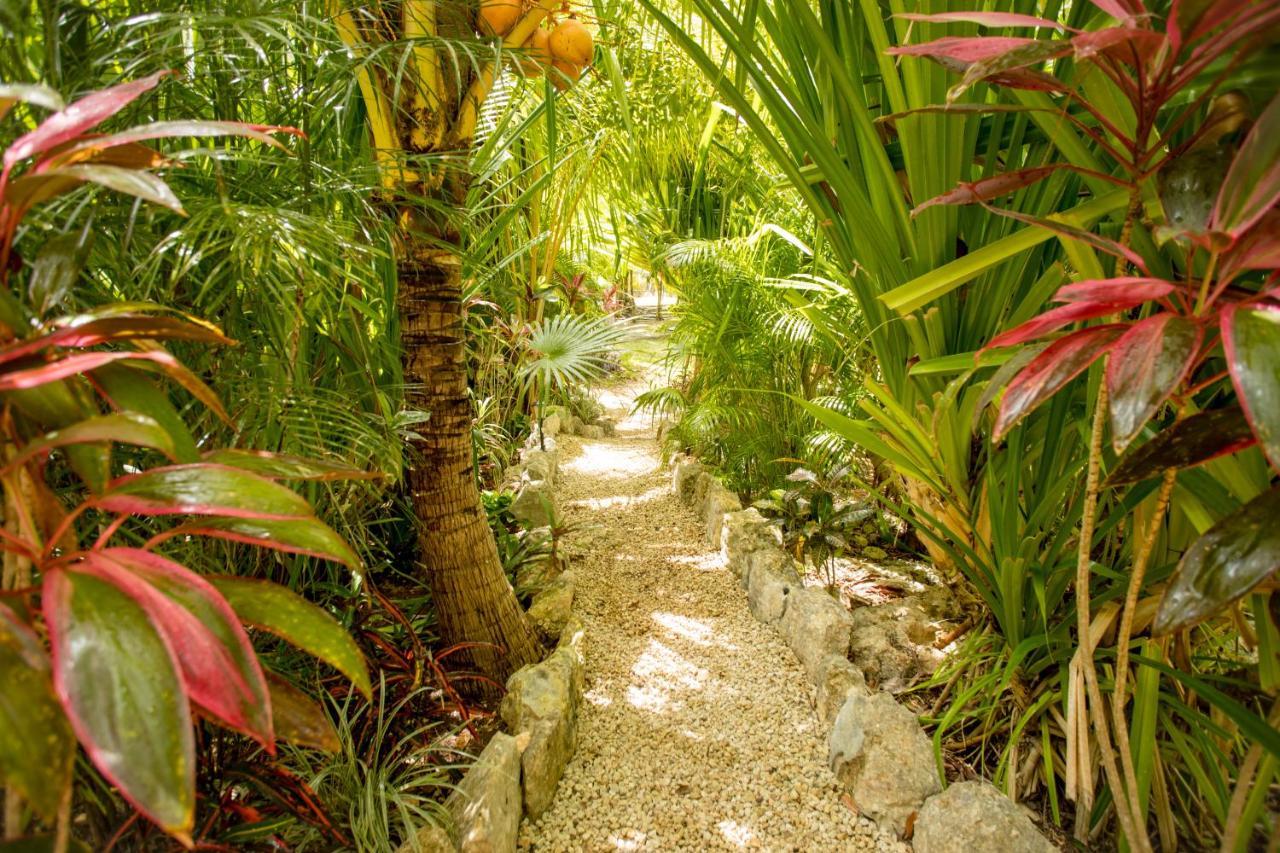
[721,508,781,578]
[541,412,562,437]
[446,732,521,853]
[815,655,867,729]
[500,646,582,819]
[579,424,605,439]
[671,456,705,503]
[526,571,575,643]
[522,448,558,486]
[914,781,1056,853]
[848,596,946,694]
[778,587,854,683]
[690,471,714,510]
[700,481,742,547]
[746,549,800,623]
[509,480,553,528]
[828,691,940,835]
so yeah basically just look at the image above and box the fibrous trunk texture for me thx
[398,246,542,690]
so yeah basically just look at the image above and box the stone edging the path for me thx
[668,453,1058,852]
[403,412,599,853]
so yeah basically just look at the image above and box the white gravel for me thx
[518,382,905,852]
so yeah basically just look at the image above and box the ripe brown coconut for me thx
[519,27,552,77]
[478,0,522,36]
[549,19,593,66]
[549,57,582,91]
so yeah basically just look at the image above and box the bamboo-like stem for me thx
[3,788,21,840]
[329,2,411,188]
[1111,467,1177,844]
[403,0,446,151]
[52,784,70,853]
[1076,381,1147,850]
[451,0,560,145]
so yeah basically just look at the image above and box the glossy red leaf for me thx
[4,164,184,218]
[1213,92,1280,237]
[951,39,1073,98]
[0,313,233,367]
[43,566,195,841]
[151,516,363,574]
[1220,210,1280,281]
[1054,277,1176,304]
[1070,27,1165,66]
[1090,0,1145,23]
[0,349,177,391]
[1223,302,1280,469]
[3,71,173,168]
[1154,484,1280,635]
[92,549,273,749]
[94,463,315,519]
[209,577,372,699]
[1,412,176,475]
[1107,406,1257,486]
[894,12,1065,30]
[0,603,75,819]
[886,36,1041,63]
[1107,314,1204,451]
[35,120,301,172]
[912,166,1061,216]
[995,325,1127,439]
[985,300,1136,350]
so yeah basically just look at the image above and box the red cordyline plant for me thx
[895,1,1278,848]
[0,75,372,847]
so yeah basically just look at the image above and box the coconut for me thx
[549,58,582,91]
[519,27,552,77]
[478,0,522,36]
[549,19,593,66]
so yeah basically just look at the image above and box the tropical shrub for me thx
[645,0,1280,846]
[0,76,369,845]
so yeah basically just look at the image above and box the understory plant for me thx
[0,76,370,846]
[897,4,1280,848]
[754,466,869,591]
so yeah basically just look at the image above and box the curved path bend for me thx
[518,381,904,852]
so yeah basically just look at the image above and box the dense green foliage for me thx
[1,0,1278,849]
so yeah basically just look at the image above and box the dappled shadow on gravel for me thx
[517,382,905,852]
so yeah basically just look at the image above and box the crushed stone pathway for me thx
[518,382,904,852]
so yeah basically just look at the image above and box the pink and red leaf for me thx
[1223,302,1280,469]
[91,549,274,749]
[94,463,316,519]
[43,566,196,841]
[1106,314,1204,451]
[994,325,1127,439]
[3,71,174,169]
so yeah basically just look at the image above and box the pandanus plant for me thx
[899,2,1280,847]
[0,76,371,846]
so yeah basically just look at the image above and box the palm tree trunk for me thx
[398,244,543,690]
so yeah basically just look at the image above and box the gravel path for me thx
[518,382,904,852]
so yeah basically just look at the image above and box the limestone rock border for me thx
[402,418,585,853]
[666,452,1057,848]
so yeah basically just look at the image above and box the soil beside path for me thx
[517,375,905,852]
